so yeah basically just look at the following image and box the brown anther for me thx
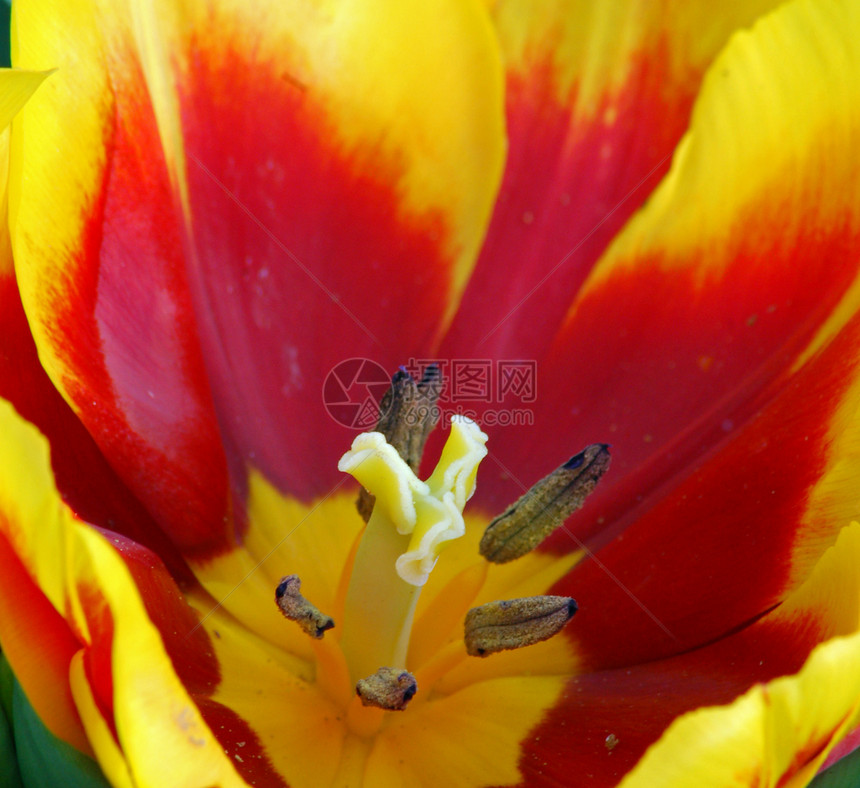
[464,595,578,657]
[479,443,610,563]
[274,575,334,639]
[355,667,418,711]
[357,365,443,521]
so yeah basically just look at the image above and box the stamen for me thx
[356,667,418,711]
[357,365,442,521]
[275,575,335,639]
[464,595,578,657]
[479,444,610,563]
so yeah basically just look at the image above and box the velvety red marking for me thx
[520,601,832,785]
[0,272,194,583]
[175,41,459,502]
[47,55,230,559]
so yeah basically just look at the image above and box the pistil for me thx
[337,497,422,681]
[337,417,488,683]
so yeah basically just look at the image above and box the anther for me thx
[275,575,335,639]
[355,667,418,711]
[479,443,610,563]
[357,365,442,522]
[464,595,578,657]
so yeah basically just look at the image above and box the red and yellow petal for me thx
[537,0,860,671]
[548,0,860,500]
[167,0,505,500]
[440,0,786,362]
[556,300,860,670]
[518,520,860,785]
[0,397,257,785]
[9,0,506,563]
[473,0,860,539]
[0,73,195,580]
[0,255,196,581]
[0,531,86,754]
[620,640,860,787]
[10,0,233,559]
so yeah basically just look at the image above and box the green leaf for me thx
[811,744,860,788]
[0,654,25,787]
[0,0,9,69]
[0,654,110,788]
[0,647,14,713]
[0,681,23,788]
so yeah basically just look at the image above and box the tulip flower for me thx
[1,0,860,786]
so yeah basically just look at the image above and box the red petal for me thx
[0,271,194,580]
[554,306,860,669]
[524,519,860,783]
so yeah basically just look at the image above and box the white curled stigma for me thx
[339,416,488,586]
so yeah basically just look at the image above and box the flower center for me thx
[273,368,611,738]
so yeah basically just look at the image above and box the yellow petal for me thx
[578,0,860,294]
[0,398,247,786]
[621,634,860,788]
[621,522,860,787]
[0,68,50,276]
[0,68,49,129]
